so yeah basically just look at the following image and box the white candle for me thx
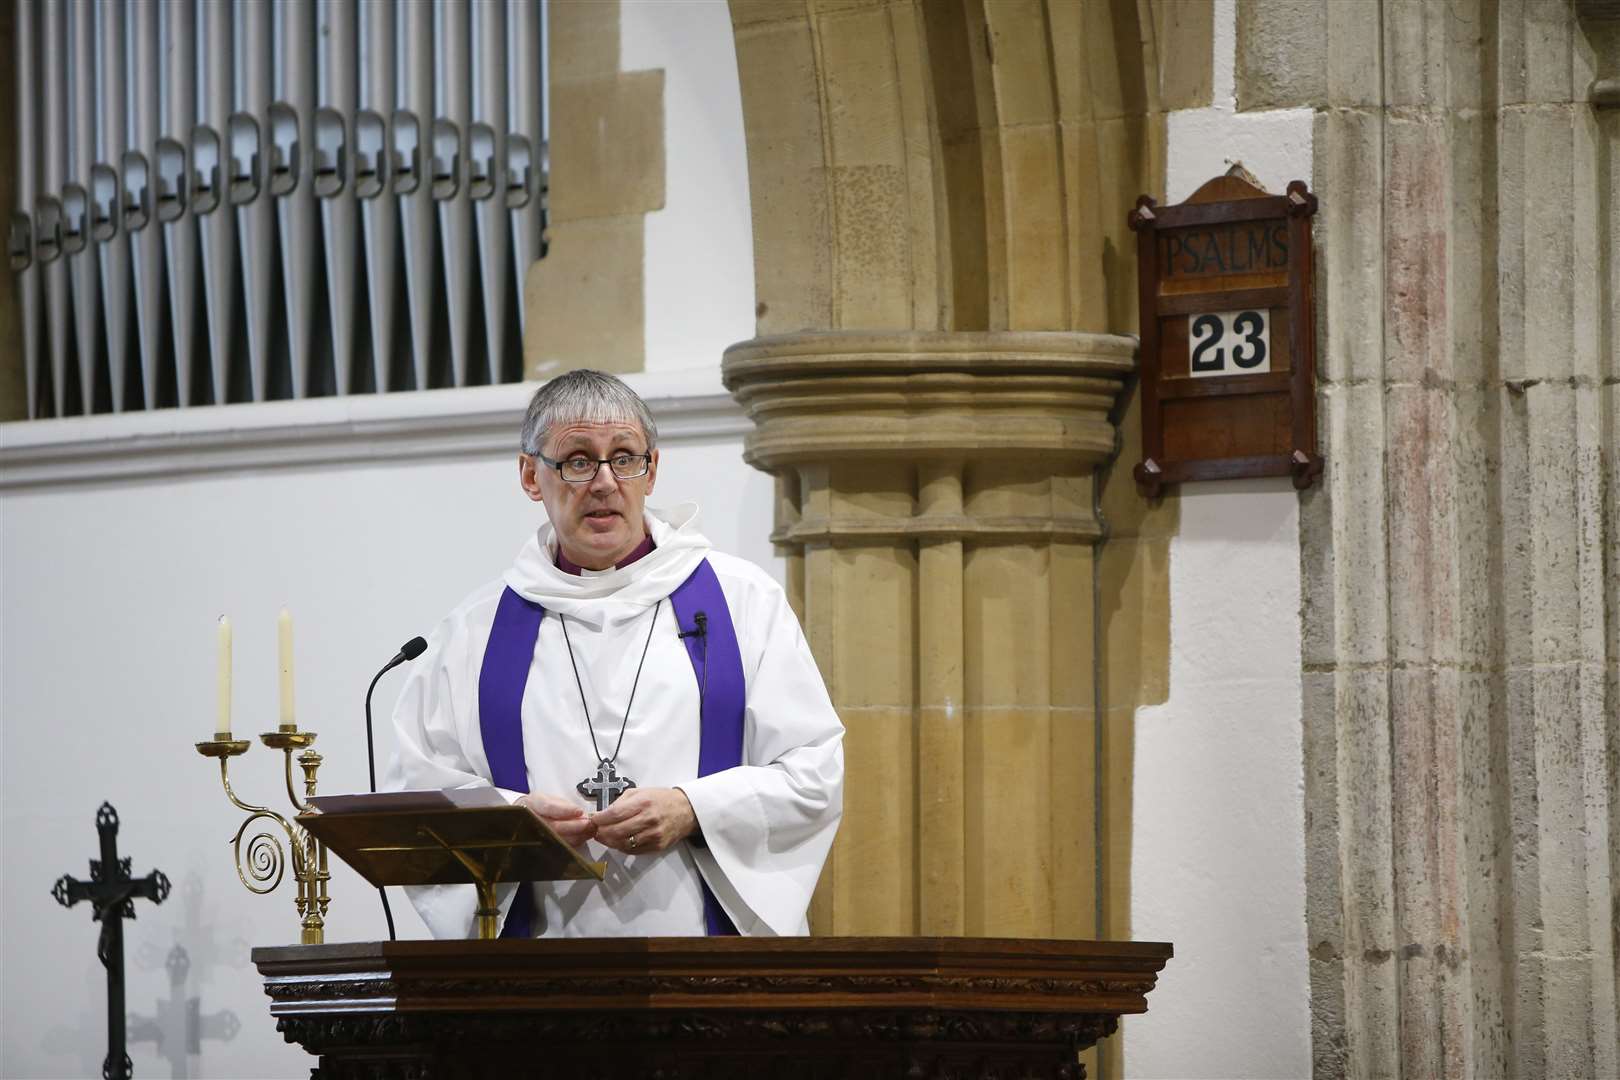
[215,615,232,737]
[278,607,295,729]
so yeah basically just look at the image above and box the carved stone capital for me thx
[723,330,1135,469]
[722,331,1137,547]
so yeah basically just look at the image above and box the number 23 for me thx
[1190,310,1267,373]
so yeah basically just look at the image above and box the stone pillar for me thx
[724,0,1183,914]
[522,1,663,377]
[1234,0,1620,1074]
[725,4,1190,1073]
[723,330,1135,936]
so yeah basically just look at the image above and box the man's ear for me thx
[645,448,659,497]
[518,454,545,503]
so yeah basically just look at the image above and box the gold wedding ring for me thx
[628,834,639,851]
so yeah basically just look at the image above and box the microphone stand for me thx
[364,640,424,940]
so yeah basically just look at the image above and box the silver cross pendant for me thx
[576,760,636,812]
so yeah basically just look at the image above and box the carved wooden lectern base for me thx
[253,937,1171,1080]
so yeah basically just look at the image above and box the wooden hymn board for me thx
[1128,169,1324,498]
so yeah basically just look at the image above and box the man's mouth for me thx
[584,509,619,520]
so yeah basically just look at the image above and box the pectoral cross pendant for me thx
[577,760,636,812]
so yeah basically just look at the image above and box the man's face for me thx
[518,420,659,570]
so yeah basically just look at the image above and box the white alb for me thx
[385,503,845,937]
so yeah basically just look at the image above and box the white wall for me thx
[0,3,761,1073]
[0,377,772,1080]
[1124,2,1313,1076]
[1125,484,1309,1078]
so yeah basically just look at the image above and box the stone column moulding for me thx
[724,329,1135,938]
[1258,0,1620,1075]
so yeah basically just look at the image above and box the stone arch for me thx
[721,1,1189,998]
[727,0,1167,339]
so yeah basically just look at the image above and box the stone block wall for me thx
[1235,0,1619,1074]
[724,3,1199,1074]
[523,0,665,378]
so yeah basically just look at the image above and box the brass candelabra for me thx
[194,725,329,944]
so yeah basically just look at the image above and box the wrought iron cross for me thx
[53,802,170,1080]
[576,760,636,811]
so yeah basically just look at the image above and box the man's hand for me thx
[516,792,597,848]
[590,788,697,855]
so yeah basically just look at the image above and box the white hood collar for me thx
[503,502,711,627]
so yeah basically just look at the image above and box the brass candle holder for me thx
[194,723,329,944]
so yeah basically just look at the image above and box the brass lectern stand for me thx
[298,790,604,939]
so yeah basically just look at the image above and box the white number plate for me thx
[1188,309,1271,377]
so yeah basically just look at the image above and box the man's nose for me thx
[587,461,619,493]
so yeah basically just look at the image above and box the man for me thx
[385,370,844,938]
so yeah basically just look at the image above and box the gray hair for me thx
[519,369,658,456]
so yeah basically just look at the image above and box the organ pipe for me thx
[9,0,549,416]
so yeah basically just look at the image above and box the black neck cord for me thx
[559,600,661,766]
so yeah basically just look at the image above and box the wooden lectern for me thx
[253,936,1171,1079]
[274,792,1172,1076]
[298,790,605,940]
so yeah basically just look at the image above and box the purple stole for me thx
[477,558,744,938]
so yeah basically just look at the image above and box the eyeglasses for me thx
[537,451,652,483]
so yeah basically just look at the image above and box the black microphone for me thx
[364,635,427,941]
[677,612,710,709]
[367,636,427,790]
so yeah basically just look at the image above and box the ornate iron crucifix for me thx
[576,759,636,811]
[53,802,171,1080]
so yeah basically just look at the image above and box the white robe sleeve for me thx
[381,595,523,939]
[675,565,845,936]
